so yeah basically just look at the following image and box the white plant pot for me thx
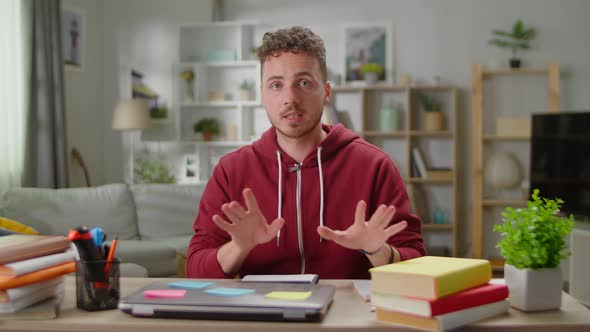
[504,263,562,311]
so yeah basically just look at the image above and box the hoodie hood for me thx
[252,123,360,167]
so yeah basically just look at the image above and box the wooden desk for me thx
[1,277,590,332]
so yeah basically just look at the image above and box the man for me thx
[187,26,425,279]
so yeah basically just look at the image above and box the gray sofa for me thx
[0,183,205,277]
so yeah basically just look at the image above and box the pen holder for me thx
[75,259,120,311]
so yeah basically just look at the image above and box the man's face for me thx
[261,51,330,140]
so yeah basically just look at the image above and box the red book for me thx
[371,283,509,317]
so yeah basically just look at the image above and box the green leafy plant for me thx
[489,19,536,58]
[134,151,176,184]
[418,93,441,112]
[149,106,168,119]
[360,62,384,75]
[493,189,574,269]
[192,117,221,135]
[240,79,255,91]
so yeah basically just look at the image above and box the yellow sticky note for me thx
[265,291,312,301]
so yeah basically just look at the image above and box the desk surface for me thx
[1,277,590,332]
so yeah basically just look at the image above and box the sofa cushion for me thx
[130,184,203,240]
[1,184,139,240]
[115,239,177,277]
[153,235,192,254]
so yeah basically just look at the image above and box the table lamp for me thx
[112,99,150,184]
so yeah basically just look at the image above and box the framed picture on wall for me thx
[61,6,85,71]
[343,23,393,84]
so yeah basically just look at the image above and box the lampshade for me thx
[111,99,150,130]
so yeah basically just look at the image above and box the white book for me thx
[0,294,63,320]
[376,300,509,332]
[0,250,75,277]
[0,278,64,313]
[0,277,64,303]
[412,147,428,179]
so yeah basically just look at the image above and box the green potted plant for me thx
[418,93,444,131]
[239,79,255,101]
[489,19,536,68]
[360,63,383,85]
[192,117,221,141]
[133,151,176,184]
[493,189,574,311]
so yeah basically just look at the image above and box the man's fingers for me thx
[384,220,408,237]
[354,200,367,226]
[243,188,261,213]
[268,217,285,235]
[212,214,234,233]
[368,204,388,226]
[375,206,396,229]
[221,203,245,222]
[317,226,345,241]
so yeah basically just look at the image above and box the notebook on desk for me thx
[118,280,335,322]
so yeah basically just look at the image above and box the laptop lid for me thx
[118,280,335,322]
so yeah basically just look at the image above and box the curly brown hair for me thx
[257,26,327,82]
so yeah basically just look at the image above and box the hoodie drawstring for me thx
[276,150,282,247]
[317,146,324,242]
[274,147,325,246]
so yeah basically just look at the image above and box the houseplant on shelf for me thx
[193,117,221,141]
[493,189,574,311]
[239,79,255,101]
[488,19,536,68]
[418,93,444,131]
[360,63,383,85]
[181,69,195,102]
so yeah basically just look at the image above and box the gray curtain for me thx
[23,0,69,188]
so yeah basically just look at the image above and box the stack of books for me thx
[369,256,509,332]
[0,235,75,319]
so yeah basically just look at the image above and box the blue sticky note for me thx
[205,287,255,296]
[168,281,214,290]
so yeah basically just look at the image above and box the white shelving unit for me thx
[171,21,272,183]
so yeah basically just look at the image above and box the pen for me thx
[104,236,118,275]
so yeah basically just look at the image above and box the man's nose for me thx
[283,84,300,106]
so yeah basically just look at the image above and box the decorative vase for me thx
[379,105,398,132]
[364,72,378,85]
[504,264,562,311]
[184,80,195,102]
[509,58,521,68]
[239,89,251,101]
[484,151,523,189]
[424,112,444,131]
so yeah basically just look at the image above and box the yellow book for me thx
[369,256,491,300]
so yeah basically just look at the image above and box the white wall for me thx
[223,0,590,255]
[63,0,213,186]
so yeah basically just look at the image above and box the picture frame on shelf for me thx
[181,154,200,183]
[343,22,393,84]
[61,6,85,71]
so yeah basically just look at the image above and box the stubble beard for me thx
[270,106,323,139]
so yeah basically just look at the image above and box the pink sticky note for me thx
[143,289,187,299]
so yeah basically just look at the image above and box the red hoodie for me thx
[187,124,425,279]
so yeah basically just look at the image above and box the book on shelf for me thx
[371,282,509,317]
[0,277,64,303]
[425,168,454,180]
[369,256,491,300]
[0,277,64,313]
[0,261,75,290]
[0,235,71,265]
[412,148,428,179]
[0,250,75,277]
[375,299,509,332]
[0,294,63,320]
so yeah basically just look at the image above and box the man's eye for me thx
[299,80,310,87]
[270,82,281,89]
